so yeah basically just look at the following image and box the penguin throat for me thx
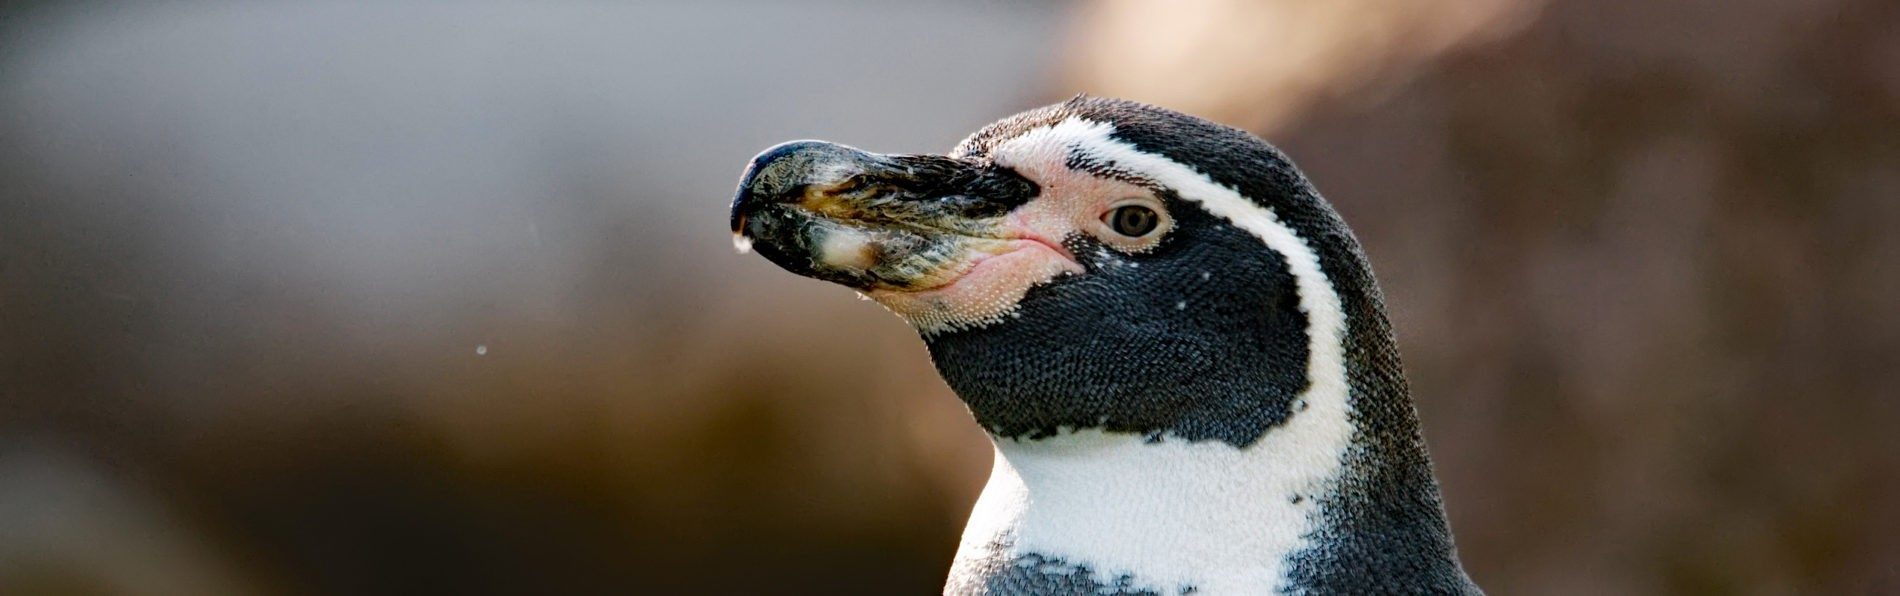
[948,422,1353,595]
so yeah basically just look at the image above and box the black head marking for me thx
[928,96,1330,447]
[924,192,1308,446]
[735,96,1478,592]
[940,97,1479,591]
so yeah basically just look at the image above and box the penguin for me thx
[729,96,1480,595]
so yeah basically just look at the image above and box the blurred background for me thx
[2,0,1895,594]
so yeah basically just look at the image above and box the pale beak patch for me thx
[868,238,1082,334]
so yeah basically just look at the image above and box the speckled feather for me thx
[934,97,1479,594]
[732,96,1479,595]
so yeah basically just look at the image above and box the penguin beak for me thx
[729,140,1044,292]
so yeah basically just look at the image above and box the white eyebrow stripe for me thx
[974,117,1355,593]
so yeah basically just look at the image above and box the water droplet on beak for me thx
[732,234,754,255]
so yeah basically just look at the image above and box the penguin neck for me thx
[948,394,1364,595]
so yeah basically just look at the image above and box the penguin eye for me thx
[1106,205,1160,237]
[1087,196,1170,254]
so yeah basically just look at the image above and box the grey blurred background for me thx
[1,1,1895,594]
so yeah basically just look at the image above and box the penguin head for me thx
[732,96,1359,446]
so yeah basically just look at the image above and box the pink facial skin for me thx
[865,134,1171,334]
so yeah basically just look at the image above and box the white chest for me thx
[949,422,1352,595]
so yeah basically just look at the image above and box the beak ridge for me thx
[731,140,878,235]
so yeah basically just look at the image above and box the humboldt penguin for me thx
[729,96,1480,595]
